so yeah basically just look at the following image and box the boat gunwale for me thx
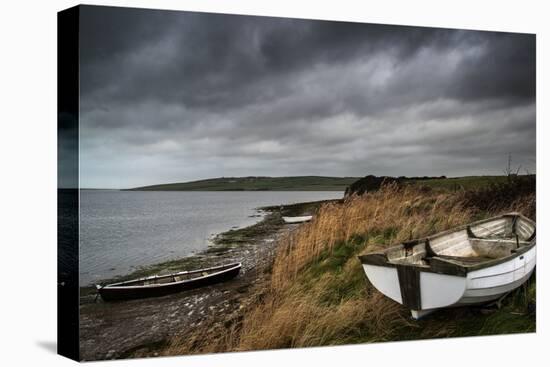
[358,212,535,277]
[97,262,242,290]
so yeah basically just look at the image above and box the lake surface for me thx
[79,190,343,286]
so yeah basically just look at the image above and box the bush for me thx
[461,175,535,219]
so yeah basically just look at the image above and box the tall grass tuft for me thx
[270,184,471,292]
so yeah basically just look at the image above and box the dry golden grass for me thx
[269,185,474,292]
[231,185,473,350]
[165,183,535,355]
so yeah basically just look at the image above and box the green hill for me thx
[127,176,361,191]
[127,175,531,192]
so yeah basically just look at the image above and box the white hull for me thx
[363,245,535,318]
[283,215,313,224]
[360,213,536,319]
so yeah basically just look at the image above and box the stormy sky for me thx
[74,5,536,189]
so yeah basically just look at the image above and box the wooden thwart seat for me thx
[431,254,494,265]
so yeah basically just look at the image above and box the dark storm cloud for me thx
[78,5,536,188]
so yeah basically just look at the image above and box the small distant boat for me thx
[283,215,313,224]
[97,262,242,301]
[359,213,535,319]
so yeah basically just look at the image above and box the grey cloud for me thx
[77,6,536,188]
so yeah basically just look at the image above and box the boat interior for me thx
[105,263,240,287]
[386,214,536,267]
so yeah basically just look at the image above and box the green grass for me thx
[307,235,367,279]
[309,238,369,306]
[127,176,360,191]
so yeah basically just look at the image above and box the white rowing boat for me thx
[282,215,313,224]
[359,212,535,319]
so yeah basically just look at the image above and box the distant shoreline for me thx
[76,175,523,192]
[125,176,359,191]
[76,174,531,192]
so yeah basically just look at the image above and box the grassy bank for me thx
[165,178,535,354]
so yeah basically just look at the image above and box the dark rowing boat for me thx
[96,262,242,301]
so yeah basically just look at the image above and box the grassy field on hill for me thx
[128,176,361,191]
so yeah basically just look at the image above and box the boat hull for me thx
[362,245,535,319]
[98,265,241,301]
[282,215,313,224]
[359,213,536,319]
[459,245,536,305]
